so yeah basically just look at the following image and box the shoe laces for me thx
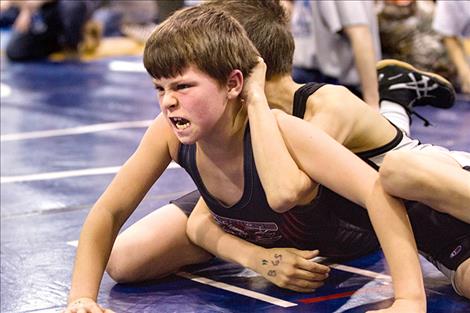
[391,72,434,127]
[410,109,432,127]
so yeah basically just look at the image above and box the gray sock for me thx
[380,100,411,136]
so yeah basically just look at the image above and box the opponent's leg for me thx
[407,200,470,299]
[106,203,212,283]
[380,150,470,223]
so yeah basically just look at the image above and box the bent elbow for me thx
[267,193,297,213]
[268,177,315,213]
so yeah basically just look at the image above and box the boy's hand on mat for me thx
[253,248,330,293]
[366,298,426,313]
[63,297,116,313]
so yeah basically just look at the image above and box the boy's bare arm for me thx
[66,115,176,312]
[276,112,426,312]
[243,59,315,212]
[186,197,330,293]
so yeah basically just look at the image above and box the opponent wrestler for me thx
[192,0,470,298]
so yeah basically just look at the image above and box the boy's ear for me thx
[226,69,243,100]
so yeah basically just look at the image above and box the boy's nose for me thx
[160,93,177,110]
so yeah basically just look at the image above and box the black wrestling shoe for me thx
[377,59,456,126]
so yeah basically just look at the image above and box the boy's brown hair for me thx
[204,0,294,79]
[143,5,259,86]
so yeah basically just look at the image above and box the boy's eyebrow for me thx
[152,78,194,89]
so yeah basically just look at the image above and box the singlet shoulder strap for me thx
[293,83,326,118]
[177,142,196,173]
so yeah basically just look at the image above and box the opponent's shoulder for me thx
[312,84,369,114]
[308,84,354,107]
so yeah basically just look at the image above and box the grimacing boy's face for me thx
[153,65,230,144]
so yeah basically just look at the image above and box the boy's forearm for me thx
[187,200,260,269]
[366,180,426,306]
[246,92,312,212]
[186,200,331,293]
[278,115,425,304]
[68,208,119,303]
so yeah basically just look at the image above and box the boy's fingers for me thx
[298,258,330,273]
[287,248,319,259]
[90,306,104,313]
[284,278,324,293]
[294,268,329,282]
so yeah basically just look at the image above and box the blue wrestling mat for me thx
[1,53,470,312]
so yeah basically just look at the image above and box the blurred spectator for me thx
[89,1,188,47]
[85,0,158,51]
[1,0,98,61]
[433,0,470,94]
[378,1,460,91]
[290,0,381,109]
[290,0,325,84]
[92,0,158,38]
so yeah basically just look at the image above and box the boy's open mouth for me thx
[170,117,191,130]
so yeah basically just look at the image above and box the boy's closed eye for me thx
[154,85,164,92]
[176,84,191,90]
[154,84,191,93]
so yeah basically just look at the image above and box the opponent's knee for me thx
[379,151,415,194]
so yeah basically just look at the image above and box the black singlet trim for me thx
[355,123,405,159]
[292,83,327,118]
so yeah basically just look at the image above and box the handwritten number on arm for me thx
[271,253,282,266]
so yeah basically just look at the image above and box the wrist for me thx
[244,91,267,106]
[394,282,426,307]
[68,295,96,305]
[242,245,265,271]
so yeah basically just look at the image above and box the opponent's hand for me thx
[241,57,267,103]
[366,298,426,313]
[252,248,330,293]
[63,297,115,313]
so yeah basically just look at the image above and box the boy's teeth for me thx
[176,121,190,129]
[171,117,190,129]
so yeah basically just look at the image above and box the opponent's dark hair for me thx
[204,0,294,79]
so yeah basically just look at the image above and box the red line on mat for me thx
[298,290,356,304]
